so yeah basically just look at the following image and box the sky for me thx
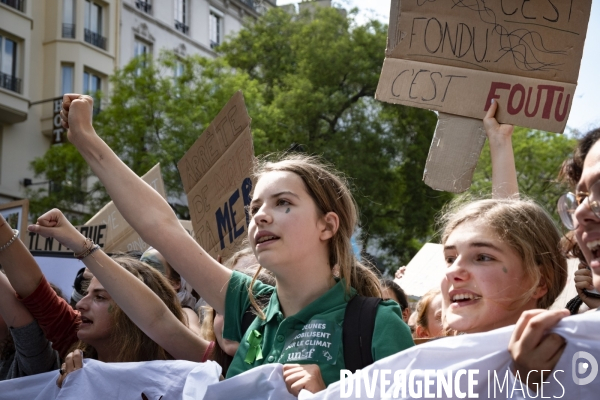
[276,0,600,134]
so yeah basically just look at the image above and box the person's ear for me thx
[531,276,548,300]
[318,212,339,241]
[415,325,429,339]
[402,308,412,323]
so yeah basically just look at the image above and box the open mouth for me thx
[586,240,600,268]
[256,235,280,245]
[80,316,93,326]
[450,293,482,307]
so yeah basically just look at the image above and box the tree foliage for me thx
[28,7,456,269]
[470,128,577,223]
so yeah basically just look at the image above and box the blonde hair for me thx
[415,288,441,333]
[248,154,382,318]
[439,197,568,309]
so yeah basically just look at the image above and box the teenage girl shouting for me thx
[49,94,414,395]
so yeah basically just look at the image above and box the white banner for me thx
[299,311,600,399]
[0,359,220,400]
[1,312,598,399]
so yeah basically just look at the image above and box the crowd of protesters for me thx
[0,93,599,396]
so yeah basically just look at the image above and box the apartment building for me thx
[120,0,274,67]
[0,0,275,205]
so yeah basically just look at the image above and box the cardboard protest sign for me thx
[395,243,446,298]
[27,224,107,253]
[423,113,487,192]
[376,0,593,133]
[85,163,167,253]
[177,91,254,262]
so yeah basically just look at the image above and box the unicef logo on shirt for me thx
[572,351,598,386]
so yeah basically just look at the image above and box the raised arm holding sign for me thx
[59,94,232,315]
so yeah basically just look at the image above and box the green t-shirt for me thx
[223,271,414,386]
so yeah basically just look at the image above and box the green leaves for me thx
[29,7,456,269]
[471,128,577,224]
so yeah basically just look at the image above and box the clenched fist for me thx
[60,94,95,145]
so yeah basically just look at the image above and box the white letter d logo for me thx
[572,351,598,386]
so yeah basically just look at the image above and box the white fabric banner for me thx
[0,312,598,399]
[299,311,600,399]
[0,359,220,400]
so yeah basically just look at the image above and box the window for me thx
[84,1,106,49]
[209,12,222,49]
[174,0,189,34]
[61,64,74,95]
[0,0,25,12]
[0,35,19,93]
[134,40,150,58]
[84,71,102,114]
[134,39,151,71]
[62,0,76,38]
[174,61,184,78]
[135,0,151,14]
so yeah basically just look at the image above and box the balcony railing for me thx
[174,20,189,35]
[135,0,151,13]
[0,72,21,93]
[62,23,76,39]
[239,0,255,10]
[84,29,107,50]
[0,0,24,12]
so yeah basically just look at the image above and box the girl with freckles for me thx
[54,94,414,396]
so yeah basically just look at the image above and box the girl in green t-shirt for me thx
[44,94,413,395]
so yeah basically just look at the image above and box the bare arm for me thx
[60,94,231,314]
[29,209,211,362]
[0,215,44,299]
[0,272,34,329]
[484,100,519,199]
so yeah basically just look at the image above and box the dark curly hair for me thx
[559,128,600,187]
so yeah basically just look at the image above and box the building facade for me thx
[0,0,274,205]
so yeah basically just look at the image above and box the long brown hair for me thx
[72,255,185,362]
[248,154,382,318]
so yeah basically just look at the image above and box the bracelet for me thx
[0,229,19,252]
[73,238,100,260]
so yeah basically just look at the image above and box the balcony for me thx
[0,72,21,93]
[174,20,189,35]
[84,29,107,50]
[135,0,151,13]
[62,23,76,39]
[0,0,25,12]
[239,0,255,10]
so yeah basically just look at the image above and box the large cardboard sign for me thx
[177,91,255,261]
[86,164,167,253]
[376,0,593,133]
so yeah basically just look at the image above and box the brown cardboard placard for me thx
[85,163,167,253]
[27,224,107,253]
[377,57,577,133]
[423,113,487,193]
[377,0,593,133]
[177,91,255,262]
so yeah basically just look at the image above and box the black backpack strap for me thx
[241,306,258,335]
[342,295,381,373]
[240,294,271,335]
